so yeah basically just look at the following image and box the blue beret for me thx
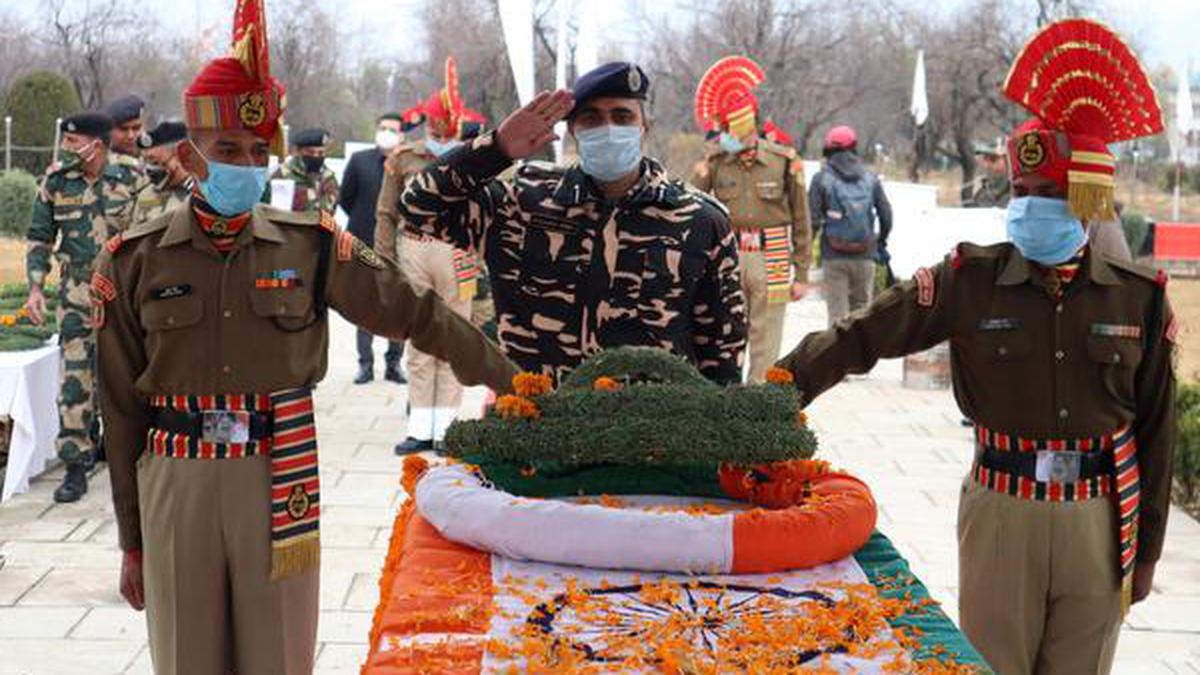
[291,127,331,148]
[103,94,145,124]
[137,121,187,149]
[61,112,114,139]
[570,62,649,116]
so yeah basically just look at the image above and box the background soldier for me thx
[960,142,1011,208]
[777,20,1173,674]
[690,56,809,383]
[24,112,136,503]
[268,127,338,213]
[377,57,482,455]
[132,121,192,224]
[95,5,516,672]
[397,62,747,385]
[103,94,151,209]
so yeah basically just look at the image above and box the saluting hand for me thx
[496,90,575,160]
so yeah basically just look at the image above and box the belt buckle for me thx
[201,411,251,444]
[1036,450,1082,483]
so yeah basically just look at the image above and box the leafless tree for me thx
[41,0,139,109]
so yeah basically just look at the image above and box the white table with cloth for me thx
[0,344,60,502]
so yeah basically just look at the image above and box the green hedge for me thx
[1176,384,1200,502]
[446,347,817,469]
[0,170,37,237]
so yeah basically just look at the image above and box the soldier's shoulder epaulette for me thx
[950,241,1010,269]
[257,204,326,229]
[515,159,565,181]
[761,140,798,160]
[679,182,730,219]
[1101,255,1163,286]
[116,212,172,249]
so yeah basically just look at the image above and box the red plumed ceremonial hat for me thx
[762,120,794,147]
[422,56,485,140]
[1002,18,1163,221]
[184,0,286,154]
[694,56,765,139]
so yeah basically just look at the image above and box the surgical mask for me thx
[375,129,400,150]
[190,141,269,217]
[300,155,325,173]
[719,132,746,154]
[575,125,643,182]
[425,137,461,157]
[1005,196,1087,265]
[58,141,98,171]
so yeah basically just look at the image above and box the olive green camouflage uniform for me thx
[133,174,193,225]
[269,156,339,214]
[26,160,138,467]
[397,132,747,384]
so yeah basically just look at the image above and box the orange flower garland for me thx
[765,366,794,385]
[512,372,553,397]
[0,307,29,327]
[592,376,621,392]
[495,394,541,420]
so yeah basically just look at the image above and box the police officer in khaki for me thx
[690,57,809,383]
[377,59,482,455]
[94,14,517,674]
[776,20,1174,674]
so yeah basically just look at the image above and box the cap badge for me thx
[238,91,267,127]
[627,67,642,92]
[1017,132,1046,172]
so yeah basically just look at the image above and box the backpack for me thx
[819,169,876,254]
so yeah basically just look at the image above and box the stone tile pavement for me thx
[0,298,1197,674]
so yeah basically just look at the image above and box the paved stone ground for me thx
[0,297,1197,674]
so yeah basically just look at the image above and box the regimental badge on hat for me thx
[627,66,642,93]
[1002,18,1163,221]
[694,56,765,141]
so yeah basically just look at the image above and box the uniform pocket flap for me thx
[1086,334,1142,368]
[977,331,1032,359]
[249,288,313,319]
[139,294,203,331]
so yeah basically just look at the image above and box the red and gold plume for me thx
[1002,19,1163,221]
[694,56,765,140]
[423,56,485,139]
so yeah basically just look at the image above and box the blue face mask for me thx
[192,142,269,217]
[719,132,746,154]
[1005,196,1087,265]
[425,137,462,157]
[575,125,643,182]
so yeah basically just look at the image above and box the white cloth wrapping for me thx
[0,345,60,501]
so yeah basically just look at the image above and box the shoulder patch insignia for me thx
[915,267,935,307]
[320,211,337,233]
[104,234,123,254]
[353,237,385,269]
[336,230,354,262]
[90,271,117,330]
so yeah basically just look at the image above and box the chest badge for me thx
[256,269,303,289]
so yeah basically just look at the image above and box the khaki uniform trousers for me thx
[739,250,788,383]
[822,258,875,327]
[957,478,1122,675]
[398,236,471,441]
[139,452,319,675]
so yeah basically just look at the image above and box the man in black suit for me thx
[338,113,408,384]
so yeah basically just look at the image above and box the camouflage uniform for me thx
[26,160,138,468]
[132,174,193,225]
[397,132,747,384]
[269,156,339,214]
[960,170,1011,208]
[110,151,151,210]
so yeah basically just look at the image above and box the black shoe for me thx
[394,437,434,456]
[384,365,407,384]
[53,465,88,503]
[353,365,374,385]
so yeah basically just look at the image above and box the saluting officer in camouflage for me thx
[690,58,809,382]
[778,20,1175,674]
[103,94,151,211]
[268,127,339,213]
[132,121,193,224]
[24,112,138,503]
[397,62,747,384]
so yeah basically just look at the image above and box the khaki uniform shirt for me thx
[375,141,434,261]
[777,242,1176,562]
[691,141,810,282]
[94,202,519,551]
[396,132,747,385]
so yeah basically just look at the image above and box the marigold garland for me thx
[765,366,795,385]
[495,394,541,420]
[592,376,621,392]
[512,372,553,398]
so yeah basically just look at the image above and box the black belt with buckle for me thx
[152,408,274,443]
[976,446,1114,481]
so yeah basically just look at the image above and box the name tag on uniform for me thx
[527,213,577,234]
[979,318,1020,331]
[151,284,192,300]
[1036,450,1082,483]
[202,411,250,444]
